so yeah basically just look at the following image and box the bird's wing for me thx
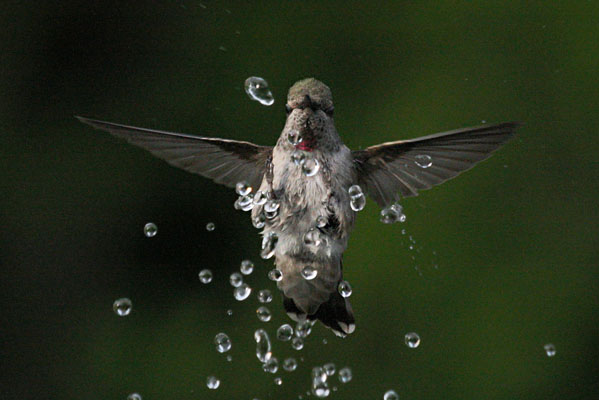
[352,122,520,207]
[77,116,272,190]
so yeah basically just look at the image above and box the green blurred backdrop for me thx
[1,1,598,399]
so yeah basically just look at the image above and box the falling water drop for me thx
[127,393,142,400]
[348,185,366,212]
[113,298,132,316]
[235,181,252,196]
[301,266,318,280]
[254,329,272,362]
[256,306,272,322]
[268,269,283,282]
[302,158,320,177]
[544,343,556,357]
[274,377,283,385]
[283,357,298,371]
[291,337,304,350]
[229,272,243,287]
[414,154,432,168]
[338,367,352,383]
[233,283,252,301]
[338,280,352,297]
[276,324,294,341]
[214,333,232,353]
[198,269,213,284]
[263,357,279,373]
[405,332,420,348]
[205,222,215,231]
[264,200,280,219]
[258,289,273,303]
[240,259,254,275]
[143,222,157,237]
[206,376,220,389]
[244,77,275,106]
[384,390,399,400]
[323,363,336,376]
[295,321,312,338]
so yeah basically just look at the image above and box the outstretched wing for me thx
[352,122,520,207]
[77,116,272,190]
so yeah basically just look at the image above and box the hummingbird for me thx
[77,78,519,337]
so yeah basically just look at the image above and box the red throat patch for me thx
[296,137,316,152]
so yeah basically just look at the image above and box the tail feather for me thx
[282,289,355,338]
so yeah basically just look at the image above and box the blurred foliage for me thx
[1,1,598,399]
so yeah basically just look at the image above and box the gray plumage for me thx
[77,77,519,337]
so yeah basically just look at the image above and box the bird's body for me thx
[78,78,519,337]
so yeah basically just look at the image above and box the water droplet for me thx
[338,367,352,383]
[240,259,254,275]
[276,324,294,341]
[380,203,402,224]
[214,333,231,353]
[303,229,323,247]
[312,366,328,382]
[405,332,420,348]
[229,272,243,287]
[384,390,399,400]
[291,150,306,166]
[295,320,312,338]
[261,233,278,259]
[244,77,275,106]
[253,190,268,206]
[226,309,233,316]
[348,185,365,211]
[127,393,142,400]
[206,376,220,390]
[283,357,297,371]
[268,269,283,281]
[274,377,282,385]
[235,181,252,196]
[414,154,432,168]
[144,222,157,237]
[316,215,327,228]
[264,200,280,220]
[302,158,320,177]
[254,329,272,362]
[312,373,330,398]
[287,129,303,145]
[323,363,336,376]
[263,357,279,373]
[338,280,352,297]
[226,355,232,362]
[205,222,215,231]
[291,337,304,350]
[237,194,254,212]
[256,306,272,322]
[252,214,266,229]
[198,269,213,284]
[301,266,318,280]
[258,289,273,303]
[544,343,556,357]
[233,283,252,301]
[113,298,132,316]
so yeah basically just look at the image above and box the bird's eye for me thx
[285,104,292,114]
[324,105,334,116]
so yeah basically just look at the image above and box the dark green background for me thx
[2,1,598,399]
